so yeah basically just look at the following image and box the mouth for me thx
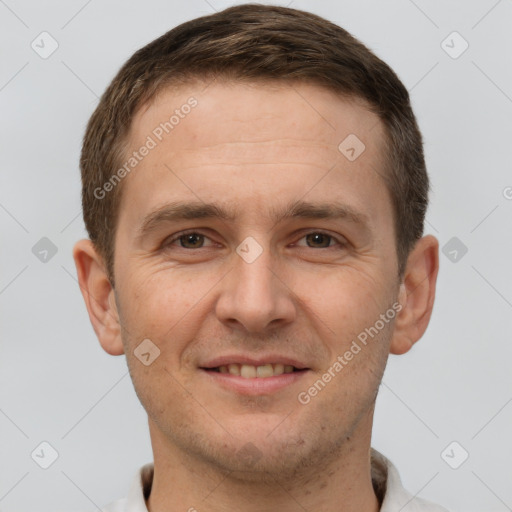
[199,357,311,395]
[205,363,307,378]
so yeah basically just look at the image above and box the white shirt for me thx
[101,448,450,511]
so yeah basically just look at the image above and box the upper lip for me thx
[200,354,310,370]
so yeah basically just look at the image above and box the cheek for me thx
[116,268,209,348]
[293,264,391,331]
[294,267,396,390]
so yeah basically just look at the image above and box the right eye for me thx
[162,230,216,250]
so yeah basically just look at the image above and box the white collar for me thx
[102,448,449,511]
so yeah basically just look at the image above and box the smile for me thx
[211,363,301,378]
[200,358,310,395]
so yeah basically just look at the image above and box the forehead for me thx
[130,79,384,158]
[118,80,391,229]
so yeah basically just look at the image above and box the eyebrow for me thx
[137,199,369,239]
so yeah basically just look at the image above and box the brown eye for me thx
[294,231,345,249]
[304,232,333,248]
[176,233,205,249]
[163,231,214,250]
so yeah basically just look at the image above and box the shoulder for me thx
[371,448,451,512]
[100,497,128,512]
[99,462,153,512]
[405,495,452,512]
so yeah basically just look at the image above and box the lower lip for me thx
[201,369,309,395]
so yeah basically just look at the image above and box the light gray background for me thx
[1,1,511,511]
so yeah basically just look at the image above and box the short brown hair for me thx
[80,3,428,282]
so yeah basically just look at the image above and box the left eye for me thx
[295,232,341,249]
[164,231,343,250]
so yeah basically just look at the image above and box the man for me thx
[73,4,446,511]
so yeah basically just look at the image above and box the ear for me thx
[72,239,124,356]
[390,235,439,355]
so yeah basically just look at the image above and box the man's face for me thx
[112,80,400,477]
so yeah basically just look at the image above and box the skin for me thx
[74,80,439,512]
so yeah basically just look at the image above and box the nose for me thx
[215,242,296,334]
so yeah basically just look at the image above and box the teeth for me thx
[228,364,240,375]
[273,364,284,375]
[241,364,257,378]
[217,363,299,378]
[256,364,273,378]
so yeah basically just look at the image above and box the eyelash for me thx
[162,229,346,250]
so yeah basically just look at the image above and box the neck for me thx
[146,413,381,512]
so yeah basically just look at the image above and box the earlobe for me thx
[72,239,125,356]
[389,235,439,356]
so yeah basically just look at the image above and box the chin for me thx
[188,418,336,482]
[210,442,314,482]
